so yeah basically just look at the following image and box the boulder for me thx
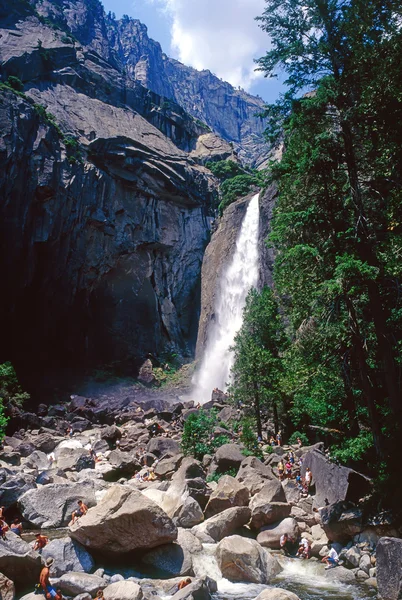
[155,455,184,479]
[0,469,36,508]
[0,572,15,600]
[142,488,204,529]
[107,450,140,478]
[301,450,371,507]
[191,506,251,543]
[141,539,194,577]
[213,444,244,472]
[22,450,49,471]
[174,497,204,529]
[172,458,205,482]
[0,532,41,592]
[69,485,177,555]
[377,537,402,600]
[0,449,21,466]
[147,438,181,458]
[253,480,286,504]
[320,501,363,543]
[19,480,96,527]
[56,448,94,472]
[103,581,142,600]
[358,553,371,575]
[254,590,301,600]
[281,480,300,505]
[170,578,212,600]
[250,500,291,530]
[310,524,329,557]
[58,572,107,596]
[216,535,281,583]
[323,565,356,584]
[204,475,249,518]
[41,537,95,577]
[101,425,122,447]
[257,518,300,549]
[236,457,274,495]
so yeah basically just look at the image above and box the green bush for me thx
[0,362,30,440]
[240,417,263,458]
[288,431,309,446]
[181,409,229,460]
[6,76,23,92]
[206,467,237,483]
[206,160,245,180]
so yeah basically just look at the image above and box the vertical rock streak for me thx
[193,193,260,403]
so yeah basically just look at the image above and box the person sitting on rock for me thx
[280,533,293,556]
[178,578,192,590]
[10,518,22,536]
[71,500,88,524]
[33,533,49,551]
[0,519,9,540]
[322,542,339,569]
[296,536,311,559]
[40,558,56,597]
[95,591,104,600]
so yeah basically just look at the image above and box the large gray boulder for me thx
[204,475,249,518]
[19,480,96,527]
[0,469,36,508]
[191,506,251,543]
[0,532,41,592]
[56,448,95,472]
[257,518,300,549]
[377,537,402,600]
[216,535,281,583]
[69,485,177,555]
[254,590,301,600]
[58,572,107,596]
[213,444,244,473]
[147,438,181,458]
[254,480,286,503]
[320,501,363,543]
[0,572,15,600]
[141,528,201,577]
[103,581,142,600]
[22,450,50,471]
[107,450,140,478]
[41,537,95,577]
[250,498,291,530]
[236,457,274,495]
[301,450,371,507]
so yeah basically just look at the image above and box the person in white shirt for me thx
[322,543,339,569]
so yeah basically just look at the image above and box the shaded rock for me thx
[254,589,301,600]
[191,506,251,543]
[170,578,212,600]
[147,438,181,458]
[216,535,281,583]
[0,449,21,467]
[377,537,402,600]
[41,537,95,577]
[236,457,274,495]
[213,444,244,473]
[0,532,41,592]
[103,581,142,600]
[320,501,363,543]
[250,500,291,530]
[281,480,300,505]
[301,450,371,507]
[257,518,300,549]
[19,480,96,527]
[0,572,15,600]
[155,455,184,479]
[141,539,194,577]
[204,475,249,518]
[69,485,177,555]
[0,469,36,508]
[58,572,107,596]
[107,450,140,478]
[101,425,122,447]
[56,448,94,472]
[172,459,205,482]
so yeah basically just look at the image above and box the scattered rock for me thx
[204,475,249,518]
[236,457,274,495]
[257,518,300,550]
[216,535,281,583]
[103,581,143,600]
[213,444,244,473]
[41,537,95,577]
[191,506,251,543]
[58,572,107,596]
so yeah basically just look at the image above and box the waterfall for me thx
[192,193,260,404]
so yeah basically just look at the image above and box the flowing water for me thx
[192,193,260,404]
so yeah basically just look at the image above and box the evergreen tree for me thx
[229,287,288,438]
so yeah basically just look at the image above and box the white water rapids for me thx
[192,193,260,404]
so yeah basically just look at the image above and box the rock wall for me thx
[0,2,222,389]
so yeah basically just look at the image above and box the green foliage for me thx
[255,0,402,506]
[33,104,62,135]
[63,135,83,164]
[206,467,237,483]
[229,287,288,439]
[239,417,263,458]
[206,160,244,180]
[206,160,267,214]
[0,362,30,440]
[181,409,229,460]
[6,76,23,92]
[288,431,308,446]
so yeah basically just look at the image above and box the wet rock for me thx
[58,572,107,596]
[19,480,96,527]
[204,475,249,518]
[69,485,177,555]
[0,532,41,592]
[257,517,300,550]
[254,589,301,600]
[191,506,251,543]
[103,581,143,600]
[216,535,281,583]
[376,537,402,600]
[236,457,274,495]
[41,537,95,577]
[323,566,356,583]
[0,572,15,600]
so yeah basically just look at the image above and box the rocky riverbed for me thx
[0,391,401,600]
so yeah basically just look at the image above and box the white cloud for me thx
[147,0,268,90]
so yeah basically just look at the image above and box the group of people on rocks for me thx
[277,452,313,496]
[280,533,340,569]
[0,506,23,539]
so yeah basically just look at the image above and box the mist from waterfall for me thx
[192,193,260,404]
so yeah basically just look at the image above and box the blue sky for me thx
[100,0,285,103]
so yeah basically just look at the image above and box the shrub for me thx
[288,431,309,446]
[181,409,229,460]
[240,417,263,459]
[206,467,237,483]
[0,362,30,440]
[6,76,23,92]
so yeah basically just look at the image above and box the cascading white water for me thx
[192,193,260,404]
